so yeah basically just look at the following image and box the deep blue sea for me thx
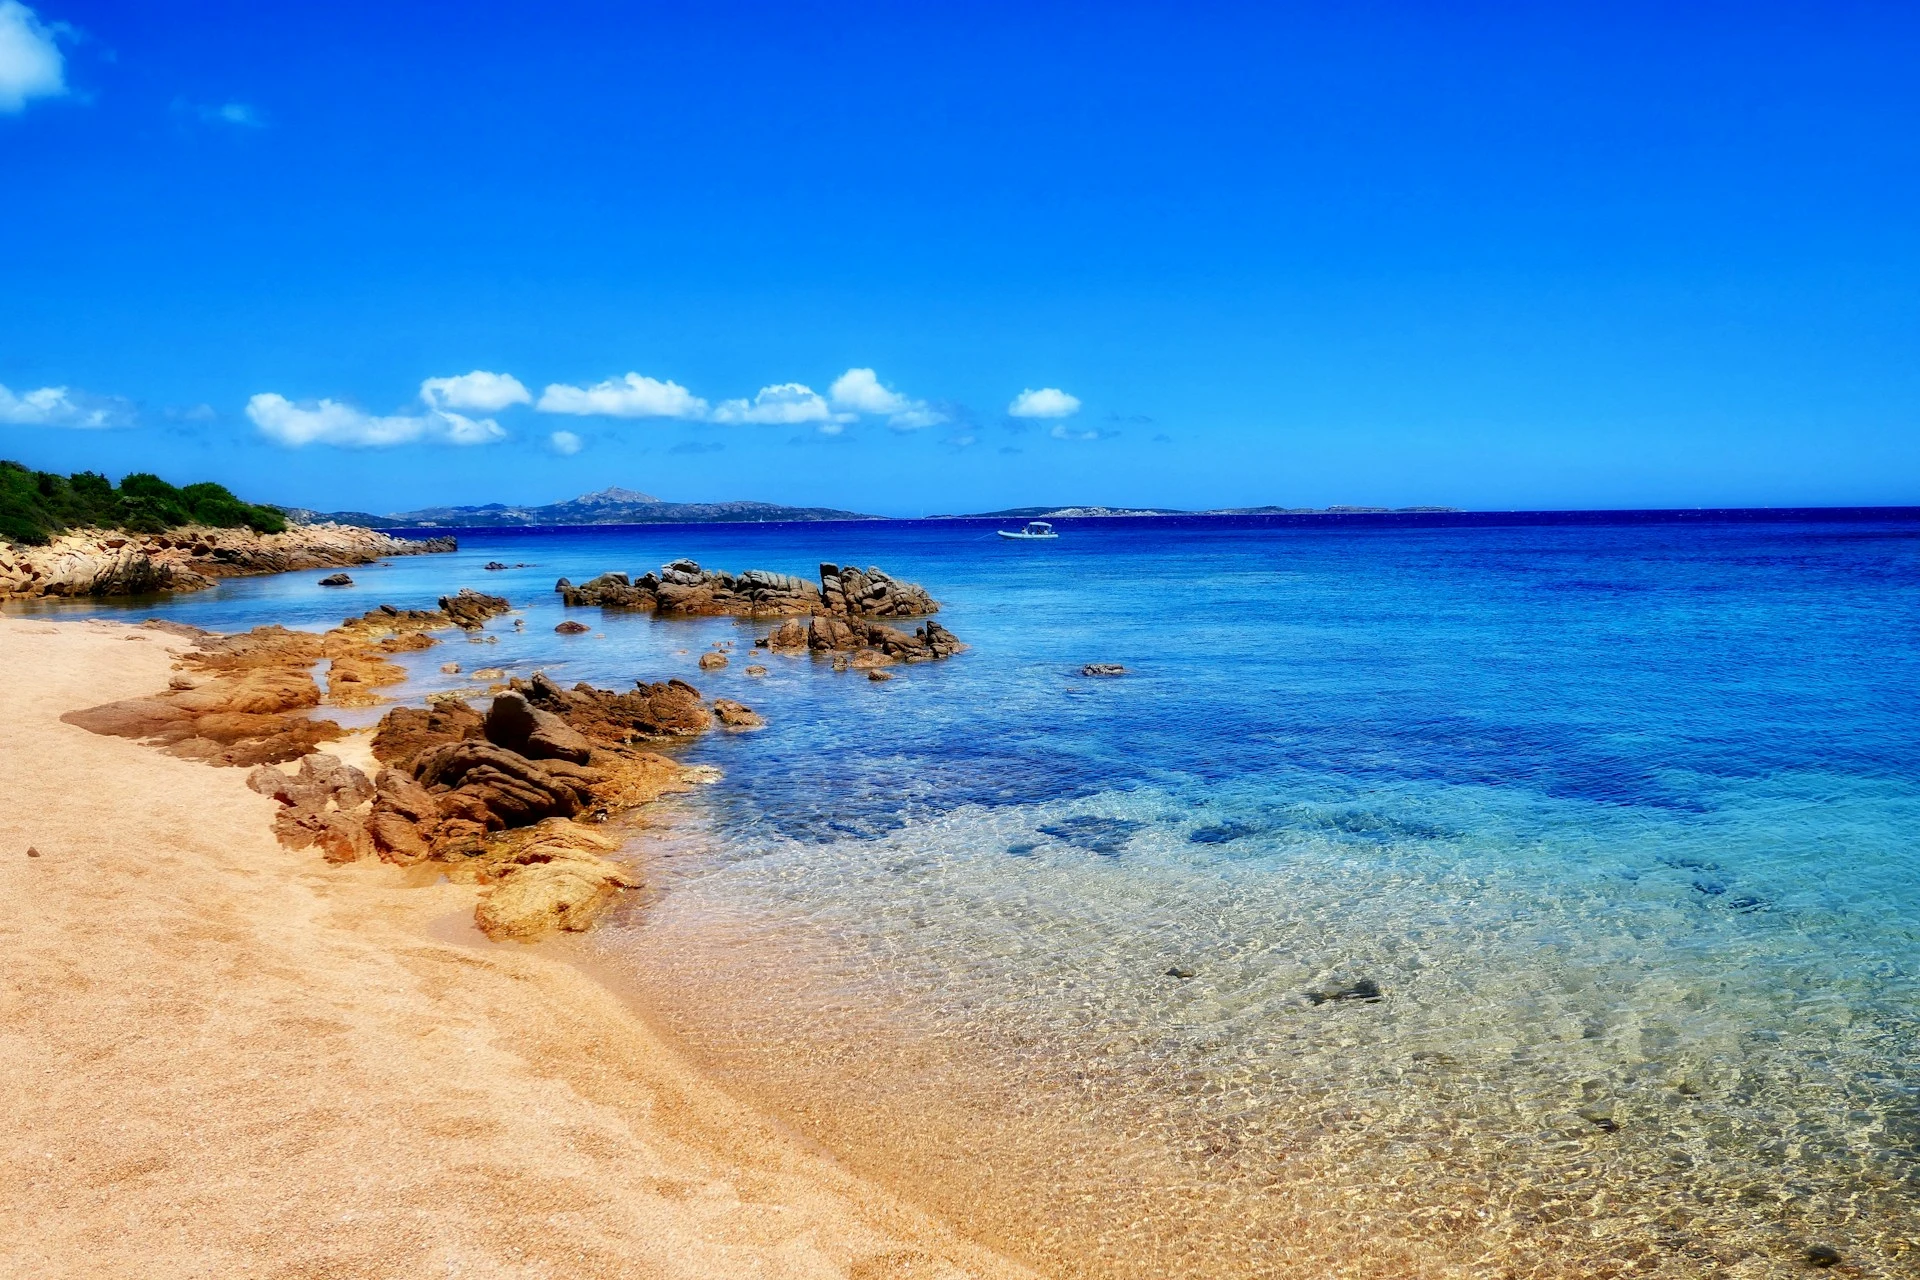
[23,513,1920,1279]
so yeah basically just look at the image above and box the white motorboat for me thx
[997,520,1059,540]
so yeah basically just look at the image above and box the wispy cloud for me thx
[712,382,849,426]
[1009,387,1081,419]
[537,373,708,419]
[0,382,134,428]
[0,2,66,114]
[203,101,264,128]
[422,370,531,413]
[548,429,583,455]
[246,394,504,448]
[1050,422,1107,441]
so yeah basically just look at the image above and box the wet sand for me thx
[0,616,1032,1280]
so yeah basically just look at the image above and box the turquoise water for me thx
[26,515,1920,1277]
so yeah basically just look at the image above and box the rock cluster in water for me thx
[556,557,966,666]
[556,559,938,620]
[759,614,964,666]
[0,523,456,599]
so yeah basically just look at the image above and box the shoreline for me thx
[0,614,1033,1278]
[0,521,454,601]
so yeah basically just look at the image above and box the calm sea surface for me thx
[25,514,1920,1278]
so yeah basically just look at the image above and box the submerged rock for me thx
[318,573,353,587]
[698,651,728,670]
[554,620,590,634]
[1578,1107,1621,1133]
[1081,663,1127,677]
[1190,822,1259,845]
[1803,1245,1842,1268]
[1036,815,1144,857]
[1306,978,1383,1005]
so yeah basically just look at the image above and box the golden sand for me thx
[0,616,1032,1280]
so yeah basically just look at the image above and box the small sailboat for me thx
[997,520,1059,541]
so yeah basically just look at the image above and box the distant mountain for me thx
[278,485,880,528]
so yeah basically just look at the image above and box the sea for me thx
[21,511,1920,1279]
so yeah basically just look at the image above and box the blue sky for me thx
[2,1,1917,516]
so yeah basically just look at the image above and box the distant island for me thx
[278,487,880,528]
[279,486,1463,529]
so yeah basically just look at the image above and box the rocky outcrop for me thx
[439,589,512,629]
[555,559,937,621]
[247,753,375,864]
[495,672,716,743]
[556,558,965,662]
[817,563,935,619]
[0,522,454,600]
[63,593,525,760]
[352,679,739,938]
[553,571,657,609]
[68,609,752,942]
[776,615,965,664]
[63,623,343,766]
[712,698,765,728]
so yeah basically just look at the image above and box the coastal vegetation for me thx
[0,458,286,545]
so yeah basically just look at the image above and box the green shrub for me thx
[0,459,287,545]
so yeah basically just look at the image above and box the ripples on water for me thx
[30,515,1920,1277]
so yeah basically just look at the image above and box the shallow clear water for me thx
[25,515,1920,1277]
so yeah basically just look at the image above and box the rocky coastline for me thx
[0,521,455,599]
[48,553,960,944]
[60,590,760,944]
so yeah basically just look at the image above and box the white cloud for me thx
[712,382,850,426]
[1010,387,1081,419]
[537,373,708,419]
[0,2,65,114]
[829,367,909,415]
[246,394,505,448]
[0,382,134,428]
[1050,423,1104,441]
[421,370,532,413]
[549,430,583,456]
[828,367,946,430]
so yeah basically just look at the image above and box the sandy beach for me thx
[0,615,1032,1280]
